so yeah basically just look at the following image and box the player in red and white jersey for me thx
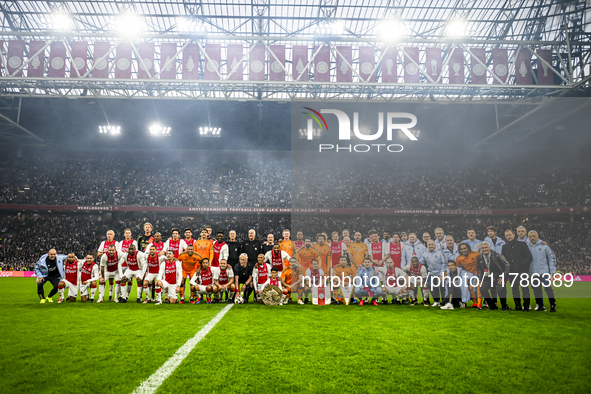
[163,228,186,259]
[79,254,100,303]
[211,231,228,268]
[179,227,196,255]
[252,254,272,303]
[190,258,214,304]
[98,245,124,303]
[294,231,305,252]
[303,258,325,304]
[143,245,165,303]
[144,232,166,256]
[155,249,182,305]
[212,259,235,303]
[368,230,386,268]
[377,257,408,304]
[264,243,290,277]
[385,233,403,270]
[118,228,138,298]
[118,244,147,303]
[403,256,428,306]
[57,253,80,303]
[269,267,289,305]
[97,230,119,259]
[330,232,347,270]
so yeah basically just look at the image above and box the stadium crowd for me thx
[1,155,589,210]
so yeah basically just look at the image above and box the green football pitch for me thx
[1,278,590,393]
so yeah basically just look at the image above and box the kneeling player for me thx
[178,245,202,303]
[378,257,408,304]
[190,258,214,304]
[303,259,324,305]
[58,253,81,303]
[213,259,235,303]
[269,267,288,305]
[155,250,182,305]
[331,256,354,305]
[79,254,100,302]
[404,256,428,306]
[119,244,147,303]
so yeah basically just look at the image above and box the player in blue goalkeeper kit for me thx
[354,257,383,306]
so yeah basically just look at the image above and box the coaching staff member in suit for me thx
[477,242,510,311]
[502,228,533,311]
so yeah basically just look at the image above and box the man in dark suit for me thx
[502,228,533,311]
[477,241,511,310]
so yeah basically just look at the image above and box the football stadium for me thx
[0,1,590,393]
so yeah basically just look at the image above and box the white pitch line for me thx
[132,304,233,394]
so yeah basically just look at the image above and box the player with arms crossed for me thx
[98,245,123,303]
[118,228,138,300]
[155,250,182,305]
[143,245,165,303]
[264,243,291,278]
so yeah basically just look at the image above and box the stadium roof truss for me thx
[0,0,588,103]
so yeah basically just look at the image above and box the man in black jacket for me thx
[226,230,242,268]
[502,228,533,311]
[477,241,511,310]
[241,229,263,265]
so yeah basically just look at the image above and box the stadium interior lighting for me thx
[98,125,121,135]
[314,20,344,36]
[114,13,145,38]
[199,126,221,137]
[378,18,407,42]
[446,19,467,38]
[49,12,73,31]
[149,123,171,136]
[176,17,206,34]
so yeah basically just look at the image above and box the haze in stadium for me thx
[0,1,590,393]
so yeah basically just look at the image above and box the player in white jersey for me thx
[252,254,273,301]
[57,253,81,303]
[97,230,120,260]
[377,257,408,304]
[155,250,182,305]
[118,244,147,303]
[79,254,100,302]
[212,259,235,303]
[143,245,166,303]
[98,245,124,303]
[264,243,290,277]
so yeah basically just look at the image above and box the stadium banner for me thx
[227,44,243,80]
[114,42,132,79]
[514,48,532,85]
[358,46,375,82]
[70,41,88,77]
[159,43,177,79]
[48,41,66,78]
[492,48,509,84]
[314,44,330,82]
[7,40,25,76]
[335,46,352,82]
[268,44,285,81]
[137,42,154,79]
[292,45,309,81]
[448,47,465,84]
[0,271,36,278]
[381,46,398,83]
[92,42,110,78]
[204,43,221,80]
[249,43,265,81]
[425,47,441,83]
[535,49,554,85]
[27,40,46,77]
[403,47,420,83]
[469,47,487,84]
[182,43,199,79]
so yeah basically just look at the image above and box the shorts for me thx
[197,284,213,293]
[144,273,158,283]
[182,269,197,280]
[255,280,269,292]
[383,286,404,295]
[103,271,121,282]
[79,281,96,296]
[123,269,143,281]
[161,280,178,298]
[63,279,79,298]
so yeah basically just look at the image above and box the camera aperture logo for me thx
[301,107,418,153]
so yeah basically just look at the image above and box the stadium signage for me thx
[302,107,417,153]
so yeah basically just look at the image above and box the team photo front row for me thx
[32,225,563,311]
